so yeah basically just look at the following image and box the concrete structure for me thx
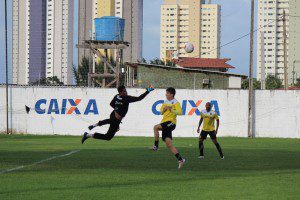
[123,0,143,62]
[200,4,221,58]
[78,0,94,64]
[1,86,299,138]
[97,0,115,17]
[115,0,123,18]
[12,0,47,84]
[257,0,300,85]
[127,63,246,89]
[160,0,221,61]
[288,0,300,85]
[12,0,74,85]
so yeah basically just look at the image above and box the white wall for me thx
[0,86,299,138]
[228,76,242,89]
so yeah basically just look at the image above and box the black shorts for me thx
[200,130,216,139]
[161,121,176,141]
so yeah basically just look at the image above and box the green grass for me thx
[0,135,299,200]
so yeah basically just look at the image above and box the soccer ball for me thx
[184,42,194,53]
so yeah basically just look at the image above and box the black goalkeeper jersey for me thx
[110,91,149,118]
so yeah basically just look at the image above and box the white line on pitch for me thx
[0,149,80,175]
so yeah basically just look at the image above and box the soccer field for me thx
[0,135,299,200]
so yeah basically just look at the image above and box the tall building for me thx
[123,0,143,62]
[160,0,221,61]
[78,0,143,64]
[257,0,300,85]
[201,4,221,59]
[288,0,300,85]
[12,0,47,84]
[12,0,74,85]
[46,0,74,85]
[78,0,94,64]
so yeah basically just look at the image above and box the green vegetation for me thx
[0,135,299,200]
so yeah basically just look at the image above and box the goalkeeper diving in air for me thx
[81,85,154,143]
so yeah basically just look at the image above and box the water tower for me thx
[77,16,129,87]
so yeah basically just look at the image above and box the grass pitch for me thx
[0,135,299,200]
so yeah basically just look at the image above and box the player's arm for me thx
[215,114,220,135]
[170,102,182,115]
[197,118,203,133]
[126,86,154,103]
[197,112,204,133]
[110,96,116,108]
[126,91,149,103]
[160,104,167,115]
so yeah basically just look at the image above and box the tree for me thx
[149,58,176,67]
[73,58,105,86]
[73,57,89,86]
[150,58,165,65]
[294,78,300,87]
[32,76,64,85]
[265,75,283,90]
[241,78,261,90]
[137,58,147,64]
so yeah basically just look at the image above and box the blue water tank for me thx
[94,16,125,41]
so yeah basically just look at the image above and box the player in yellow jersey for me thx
[152,87,186,169]
[197,102,224,159]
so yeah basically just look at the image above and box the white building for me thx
[45,0,74,85]
[257,0,300,85]
[12,0,74,85]
[201,4,221,59]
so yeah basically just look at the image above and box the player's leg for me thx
[82,120,120,143]
[199,131,208,159]
[164,138,185,169]
[88,118,111,130]
[162,122,185,169]
[152,124,162,150]
[210,132,224,159]
[93,121,119,141]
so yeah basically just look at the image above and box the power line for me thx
[200,14,284,56]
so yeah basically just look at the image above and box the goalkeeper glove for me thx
[146,85,155,92]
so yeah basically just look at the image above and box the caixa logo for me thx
[152,100,220,116]
[35,99,99,115]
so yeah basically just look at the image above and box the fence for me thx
[0,86,299,138]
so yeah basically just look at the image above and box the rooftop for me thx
[126,62,247,78]
[175,57,235,69]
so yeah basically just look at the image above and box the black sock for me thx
[215,143,224,158]
[199,142,204,156]
[175,153,183,161]
[154,140,159,148]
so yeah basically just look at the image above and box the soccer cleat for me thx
[221,156,225,160]
[81,132,89,144]
[88,125,94,131]
[178,158,186,169]
[198,156,204,159]
[151,145,159,151]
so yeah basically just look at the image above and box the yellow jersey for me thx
[160,99,182,124]
[201,109,219,131]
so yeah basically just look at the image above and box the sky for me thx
[0,0,257,84]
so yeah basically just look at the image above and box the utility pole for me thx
[248,0,255,138]
[5,0,9,134]
[260,31,266,90]
[283,10,288,90]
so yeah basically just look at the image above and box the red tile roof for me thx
[175,57,235,69]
